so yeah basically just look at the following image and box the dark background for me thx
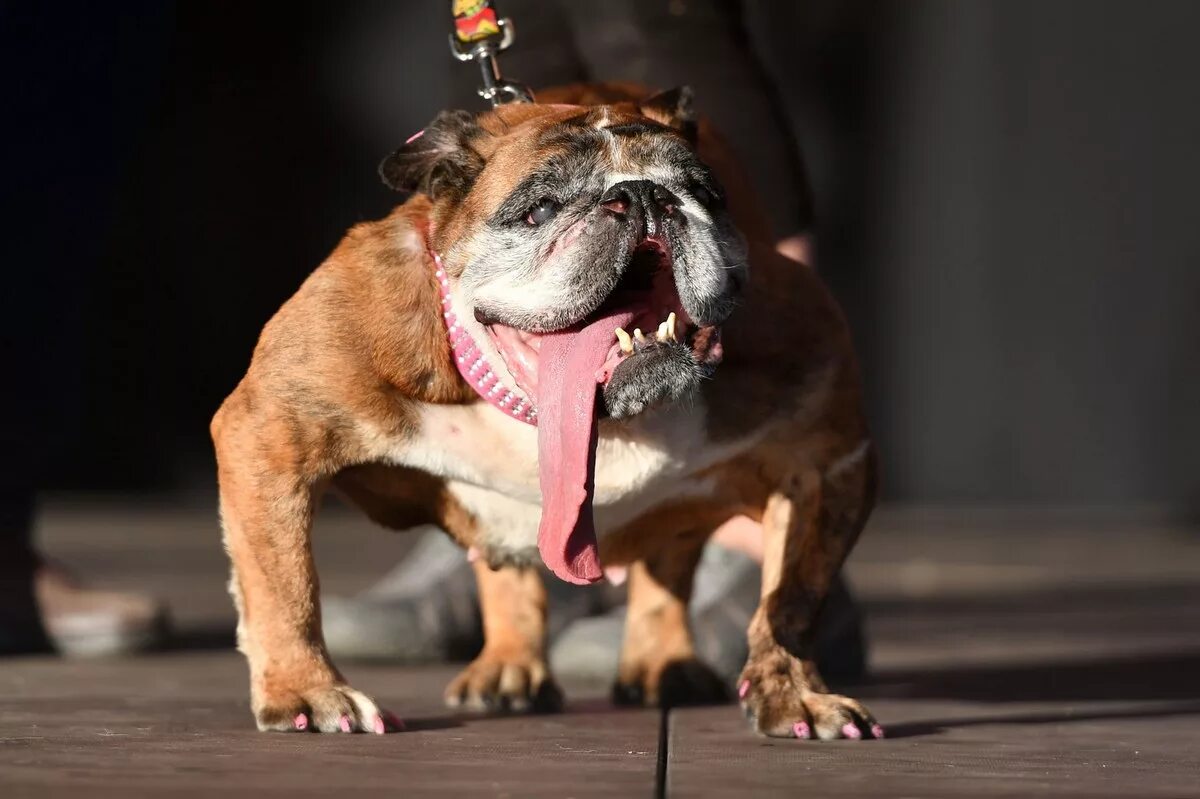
[5,0,1198,512]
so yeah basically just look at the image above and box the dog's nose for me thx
[600,180,679,235]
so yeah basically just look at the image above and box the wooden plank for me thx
[666,528,1200,798]
[0,655,660,798]
[667,697,1200,798]
[6,503,659,797]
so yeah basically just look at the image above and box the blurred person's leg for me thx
[322,528,479,662]
[0,483,168,657]
[550,0,814,241]
[0,489,49,654]
[0,3,169,656]
[322,527,611,662]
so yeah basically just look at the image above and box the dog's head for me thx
[381,88,746,421]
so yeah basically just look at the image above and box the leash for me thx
[449,0,534,106]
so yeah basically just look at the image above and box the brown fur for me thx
[612,536,728,708]
[213,83,878,737]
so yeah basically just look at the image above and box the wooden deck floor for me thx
[2,502,1199,797]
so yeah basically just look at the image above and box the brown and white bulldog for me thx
[211,83,881,740]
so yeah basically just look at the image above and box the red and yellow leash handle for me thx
[448,0,534,105]
[453,0,502,44]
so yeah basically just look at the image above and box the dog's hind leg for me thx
[612,536,728,708]
[444,560,563,713]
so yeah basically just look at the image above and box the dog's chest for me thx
[365,400,757,544]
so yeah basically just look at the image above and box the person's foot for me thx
[322,528,484,662]
[0,560,169,657]
[322,527,614,662]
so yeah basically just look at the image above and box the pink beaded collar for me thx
[432,251,538,426]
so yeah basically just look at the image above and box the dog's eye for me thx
[691,184,717,208]
[525,198,561,226]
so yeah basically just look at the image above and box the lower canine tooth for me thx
[656,322,668,342]
[634,328,646,344]
[666,312,677,341]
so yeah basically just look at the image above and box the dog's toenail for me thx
[842,723,862,740]
[737,681,750,699]
[793,722,811,739]
[339,715,352,733]
[373,716,385,735]
[871,724,885,739]
[294,713,308,731]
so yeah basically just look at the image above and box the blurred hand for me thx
[775,233,814,266]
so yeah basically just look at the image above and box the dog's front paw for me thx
[613,656,728,708]
[738,648,882,740]
[602,340,701,419]
[254,682,401,734]
[444,650,563,713]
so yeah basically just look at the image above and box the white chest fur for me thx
[358,399,763,551]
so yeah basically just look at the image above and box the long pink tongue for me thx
[537,309,635,584]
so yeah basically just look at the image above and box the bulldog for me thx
[211,83,881,740]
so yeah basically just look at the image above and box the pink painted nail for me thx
[842,723,862,740]
[373,716,385,735]
[384,712,406,731]
[405,128,426,144]
[738,681,750,699]
[293,713,308,731]
[871,724,885,739]
[339,715,352,733]
[792,721,811,740]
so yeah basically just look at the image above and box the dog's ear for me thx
[379,110,486,199]
[639,86,697,142]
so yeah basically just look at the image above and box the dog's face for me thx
[381,88,747,420]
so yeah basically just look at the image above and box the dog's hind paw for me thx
[613,656,728,708]
[444,652,564,714]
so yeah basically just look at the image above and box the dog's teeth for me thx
[666,312,677,341]
[656,321,668,342]
[634,328,646,345]
[615,327,633,354]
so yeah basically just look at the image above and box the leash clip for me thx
[448,16,534,106]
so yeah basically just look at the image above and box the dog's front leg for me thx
[738,446,883,740]
[215,409,390,734]
[444,560,563,713]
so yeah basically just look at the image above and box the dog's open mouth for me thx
[478,239,724,586]
[484,240,723,399]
